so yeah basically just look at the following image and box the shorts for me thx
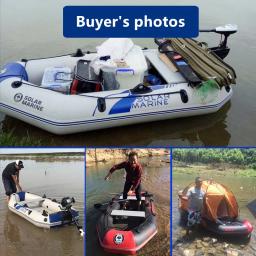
[2,176,17,196]
[187,210,201,227]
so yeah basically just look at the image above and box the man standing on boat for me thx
[2,160,24,203]
[105,151,142,209]
[186,177,205,233]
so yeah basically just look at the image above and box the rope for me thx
[18,80,185,100]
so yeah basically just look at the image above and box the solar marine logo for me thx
[114,234,124,244]
[14,93,23,102]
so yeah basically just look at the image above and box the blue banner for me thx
[63,6,199,38]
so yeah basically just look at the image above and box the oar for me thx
[247,199,256,218]
[94,199,129,209]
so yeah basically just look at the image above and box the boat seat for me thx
[18,199,45,205]
[111,210,145,218]
[119,195,145,200]
[144,49,186,84]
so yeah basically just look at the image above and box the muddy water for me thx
[1,0,256,146]
[0,157,85,256]
[172,172,256,255]
[86,156,170,256]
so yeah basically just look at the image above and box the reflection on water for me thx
[1,101,231,146]
[172,172,256,254]
[0,158,84,256]
[86,156,170,256]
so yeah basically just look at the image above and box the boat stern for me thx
[97,228,137,255]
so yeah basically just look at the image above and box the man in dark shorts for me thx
[2,160,24,202]
[105,151,142,209]
[186,177,205,234]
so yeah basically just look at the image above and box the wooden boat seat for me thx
[144,49,186,84]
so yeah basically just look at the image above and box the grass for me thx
[0,130,43,146]
[235,169,256,177]
[173,162,256,178]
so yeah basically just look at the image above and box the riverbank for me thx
[173,161,256,178]
[0,130,43,146]
[0,152,84,161]
[86,148,169,165]
[172,233,256,256]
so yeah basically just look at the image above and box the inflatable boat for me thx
[96,192,157,255]
[178,180,253,238]
[0,25,237,135]
[8,192,79,228]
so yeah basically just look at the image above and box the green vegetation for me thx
[173,149,256,169]
[0,130,43,146]
[173,164,256,178]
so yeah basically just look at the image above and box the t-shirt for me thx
[109,161,142,190]
[2,162,18,179]
[186,186,205,211]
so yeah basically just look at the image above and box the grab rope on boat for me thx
[11,80,189,104]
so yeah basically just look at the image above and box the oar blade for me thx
[247,199,256,218]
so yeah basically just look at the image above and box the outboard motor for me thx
[199,24,238,59]
[60,197,75,210]
[214,24,238,48]
[59,196,84,237]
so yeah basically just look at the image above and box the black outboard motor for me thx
[60,197,84,237]
[60,197,75,210]
[200,24,238,59]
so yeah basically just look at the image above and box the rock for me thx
[201,241,209,247]
[195,249,204,256]
[181,229,188,236]
[196,240,203,249]
[211,238,218,244]
[223,243,229,249]
[202,237,211,242]
[207,248,216,255]
[249,244,256,251]
[86,149,169,163]
[181,249,195,256]
[226,249,239,256]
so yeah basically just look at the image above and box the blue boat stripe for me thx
[109,96,137,114]
[0,96,230,127]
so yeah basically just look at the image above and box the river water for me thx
[1,0,256,146]
[86,156,170,256]
[172,171,256,255]
[0,157,85,256]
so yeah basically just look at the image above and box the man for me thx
[186,177,205,230]
[2,160,24,202]
[105,151,142,209]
